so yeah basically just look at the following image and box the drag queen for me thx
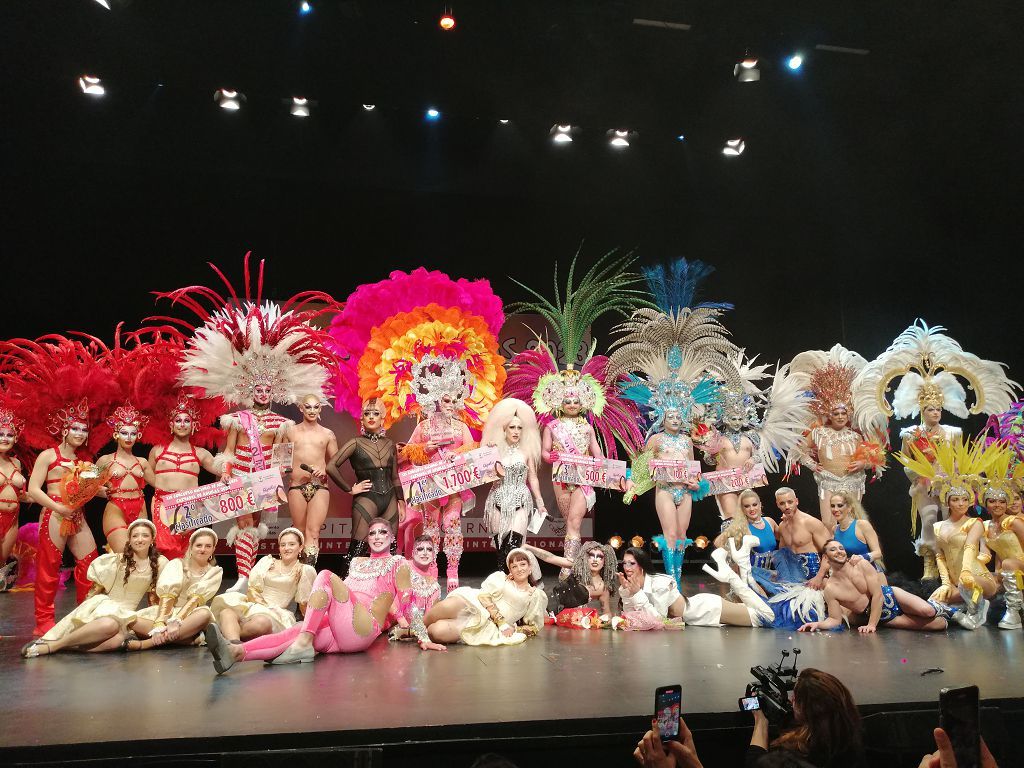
[205,518,438,673]
[980,471,1024,629]
[326,267,506,589]
[423,548,547,646]
[210,527,317,642]
[284,394,338,564]
[401,363,478,590]
[127,527,223,650]
[616,543,774,629]
[158,255,342,593]
[619,347,720,589]
[526,540,619,616]
[506,250,647,578]
[854,320,1019,579]
[2,335,121,636]
[96,404,151,553]
[481,398,545,571]
[145,393,222,560]
[327,397,401,571]
[0,405,27,586]
[21,519,167,657]
[389,534,442,641]
[790,345,886,521]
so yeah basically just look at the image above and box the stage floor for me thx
[1,575,1021,763]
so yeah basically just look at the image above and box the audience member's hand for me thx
[633,717,703,768]
[917,727,998,768]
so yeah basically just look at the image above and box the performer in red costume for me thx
[0,335,119,636]
[155,254,342,593]
[95,404,150,553]
[0,402,28,588]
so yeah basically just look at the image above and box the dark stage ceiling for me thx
[2,1,1021,354]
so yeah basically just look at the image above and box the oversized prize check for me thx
[164,468,285,533]
[702,463,768,495]
[648,459,702,484]
[553,454,628,491]
[400,445,501,507]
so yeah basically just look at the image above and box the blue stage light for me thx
[787,54,803,71]
[426,108,441,120]
[300,2,312,15]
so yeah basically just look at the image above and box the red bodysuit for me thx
[0,461,25,539]
[152,445,202,560]
[104,456,147,533]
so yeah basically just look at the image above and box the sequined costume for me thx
[41,552,168,642]
[484,447,534,559]
[210,554,316,633]
[238,553,412,659]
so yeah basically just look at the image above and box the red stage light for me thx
[439,13,455,30]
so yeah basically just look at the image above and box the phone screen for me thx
[739,696,761,711]
[655,686,682,741]
[940,686,980,768]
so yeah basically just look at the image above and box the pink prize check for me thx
[553,454,628,491]
[163,468,285,533]
[648,459,702,483]
[702,463,768,495]
[400,445,500,506]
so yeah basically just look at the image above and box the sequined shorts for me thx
[290,482,328,502]
[868,585,903,624]
[797,552,821,579]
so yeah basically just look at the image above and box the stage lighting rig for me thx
[606,128,636,148]
[289,97,313,117]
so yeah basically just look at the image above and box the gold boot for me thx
[919,545,939,580]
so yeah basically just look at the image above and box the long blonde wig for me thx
[481,397,541,468]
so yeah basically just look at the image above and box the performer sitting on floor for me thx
[980,472,1024,630]
[96,403,151,554]
[481,398,546,573]
[525,540,619,617]
[22,519,168,657]
[617,545,775,629]
[205,519,441,673]
[389,535,442,642]
[126,527,223,650]
[210,527,316,644]
[284,394,338,565]
[797,540,964,633]
[423,548,548,646]
[327,397,401,575]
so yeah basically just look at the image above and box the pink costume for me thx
[239,552,411,659]
[402,420,476,583]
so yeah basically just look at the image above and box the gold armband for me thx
[491,611,506,627]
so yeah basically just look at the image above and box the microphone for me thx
[300,463,315,473]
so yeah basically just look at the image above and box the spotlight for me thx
[693,535,709,550]
[214,88,243,111]
[676,134,686,142]
[550,124,576,144]
[362,104,376,111]
[439,11,456,31]
[734,56,760,82]
[630,535,645,548]
[78,75,105,96]
[290,97,310,117]
[722,138,746,156]
[787,54,804,71]
[498,119,510,124]
[606,128,635,148]
[299,1,312,14]
[425,107,441,120]
[93,0,111,8]
[608,535,623,550]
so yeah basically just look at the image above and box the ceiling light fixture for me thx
[439,7,455,30]
[300,1,312,15]
[78,75,105,96]
[290,97,311,117]
[550,124,575,144]
[362,104,376,111]
[722,138,746,156]
[734,55,760,82]
[214,88,243,111]
[426,107,441,120]
[606,128,635,148]
[787,54,804,71]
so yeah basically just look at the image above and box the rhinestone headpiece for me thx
[0,407,25,437]
[107,402,149,433]
[409,354,471,411]
[47,397,91,436]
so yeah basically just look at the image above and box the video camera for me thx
[745,648,801,725]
